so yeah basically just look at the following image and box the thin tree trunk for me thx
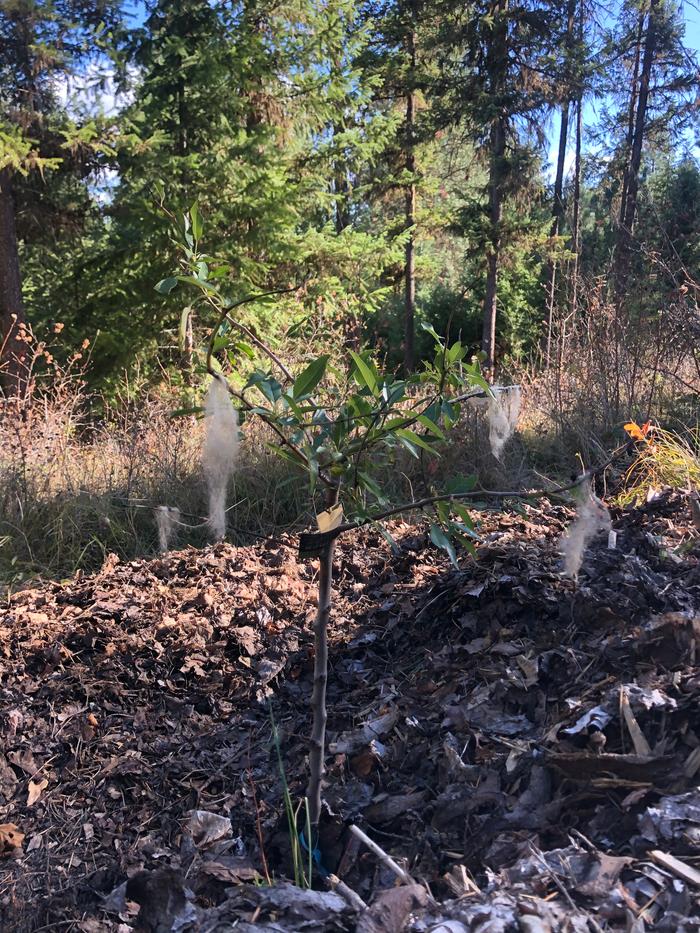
[616,0,659,294]
[0,168,27,398]
[482,119,505,374]
[333,111,349,234]
[307,537,335,829]
[571,93,583,318]
[619,8,645,232]
[545,100,570,364]
[481,0,508,375]
[404,23,417,372]
[545,0,576,363]
[307,486,340,831]
[570,0,584,318]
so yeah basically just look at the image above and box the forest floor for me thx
[1,493,700,931]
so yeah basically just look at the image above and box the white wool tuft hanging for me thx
[154,506,181,553]
[560,480,611,578]
[202,374,239,540]
[486,385,521,460]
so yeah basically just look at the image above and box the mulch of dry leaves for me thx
[2,493,700,932]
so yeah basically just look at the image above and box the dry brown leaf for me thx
[0,823,25,855]
[27,778,48,806]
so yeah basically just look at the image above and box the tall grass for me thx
[0,331,312,587]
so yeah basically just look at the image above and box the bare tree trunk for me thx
[334,144,350,235]
[481,0,508,375]
[570,0,585,319]
[545,0,576,364]
[0,168,27,398]
[404,22,417,372]
[307,486,340,831]
[482,119,505,374]
[545,101,570,364]
[307,537,335,829]
[618,7,645,232]
[571,93,583,318]
[616,0,659,295]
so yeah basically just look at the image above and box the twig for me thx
[349,824,414,885]
[528,844,577,913]
[336,441,629,535]
[328,874,368,910]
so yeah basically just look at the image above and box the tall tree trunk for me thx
[481,0,508,375]
[545,100,570,364]
[571,93,583,318]
[334,113,350,235]
[544,0,576,363]
[616,0,659,294]
[404,21,417,372]
[619,7,645,231]
[570,0,584,319]
[0,168,27,398]
[482,116,505,374]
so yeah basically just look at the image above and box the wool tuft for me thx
[203,374,239,540]
[154,506,181,553]
[486,385,521,460]
[560,481,611,578]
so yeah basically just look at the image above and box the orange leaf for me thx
[624,422,647,442]
[0,823,25,856]
[27,778,48,807]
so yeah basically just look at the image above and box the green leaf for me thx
[451,503,475,529]
[445,474,477,495]
[357,471,389,504]
[178,306,191,353]
[190,202,203,240]
[349,351,378,396]
[376,523,399,553]
[293,355,329,400]
[417,415,446,440]
[395,429,438,455]
[430,523,458,567]
[155,276,178,295]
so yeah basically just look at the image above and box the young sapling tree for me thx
[158,205,499,844]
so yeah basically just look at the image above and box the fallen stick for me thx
[650,850,700,888]
[620,687,652,757]
[328,874,368,911]
[349,824,414,885]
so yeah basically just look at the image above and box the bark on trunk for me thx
[0,168,27,398]
[307,537,335,829]
[404,23,417,373]
[571,93,583,318]
[616,0,659,295]
[545,100,570,364]
[544,0,576,363]
[307,486,340,831]
[619,8,645,232]
[482,116,506,375]
[481,0,508,375]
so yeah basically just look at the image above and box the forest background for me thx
[1,0,699,583]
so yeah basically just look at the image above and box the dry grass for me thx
[514,288,700,473]
[0,331,314,588]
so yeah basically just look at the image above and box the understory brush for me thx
[515,288,700,474]
[0,370,526,587]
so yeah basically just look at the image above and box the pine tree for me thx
[0,0,123,394]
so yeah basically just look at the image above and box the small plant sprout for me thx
[560,479,611,578]
[154,506,181,553]
[203,372,239,540]
[159,205,498,850]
